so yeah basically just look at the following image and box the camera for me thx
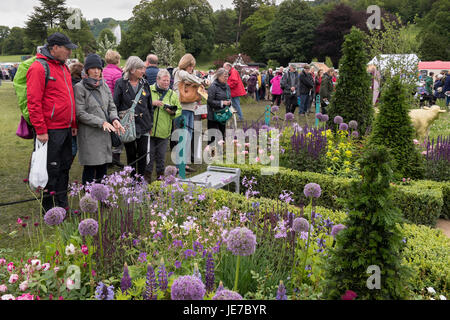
[164,104,177,112]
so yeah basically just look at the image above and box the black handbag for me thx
[91,91,122,148]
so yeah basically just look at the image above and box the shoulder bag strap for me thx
[90,90,111,122]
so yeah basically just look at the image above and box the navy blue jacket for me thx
[145,66,159,85]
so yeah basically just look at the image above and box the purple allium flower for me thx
[164,165,178,177]
[351,131,359,138]
[321,114,329,122]
[205,252,215,293]
[303,183,322,198]
[90,183,109,202]
[212,289,243,300]
[164,175,177,185]
[170,275,206,300]
[158,260,168,291]
[79,194,98,213]
[225,227,257,256]
[121,263,132,293]
[44,207,66,226]
[349,120,358,130]
[272,115,280,121]
[184,249,196,259]
[271,105,279,113]
[143,264,158,300]
[95,282,114,300]
[315,112,323,120]
[339,122,348,131]
[292,217,309,233]
[175,260,181,269]
[334,115,343,124]
[276,281,287,300]
[78,218,98,236]
[331,224,346,237]
[285,112,294,121]
[138,252,147,263]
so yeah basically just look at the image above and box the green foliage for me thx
[152,33,175,67]
[369,76,424,179]
[2,27,28,55]
[327,27,373,136]
[221,163,445,227]
[401,223,450,296]
[88,18,129,38]
[212,9,238,47]
[324,56,333,68]
[172,29,185,66]
[97,29,117,58]
[263,0,319,65]
[322,145,412,300]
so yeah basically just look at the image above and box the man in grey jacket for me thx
[281,64,299,113]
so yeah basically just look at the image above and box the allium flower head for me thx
[90,183,109,202]
[321,114,329,122]
[315,112,323,120]
[303,183,322,198]
[79,194,98,213]
[331,224,346,237]
[334,115,343,124]
[339,123,349,131]
[44,207,66,226]
[351,131,359,138]
[164,165,178,177]
[225,227,257,256]
[170,275,206,300]
[292,217,309,233]
[78,218,99,236]
[285,112,294,121]
[95,282,114,300]
[271,105,279,113]
[212,289,243,300]
[348,120,358,130]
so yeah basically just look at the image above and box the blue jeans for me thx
[231,96,244,120]
[175,110,194,166]
[299,94,310,114]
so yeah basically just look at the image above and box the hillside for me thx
[88,18,129,38]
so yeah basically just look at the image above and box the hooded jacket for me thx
[150,84,182,139]
[227,67,246,98]
[103,64,123,96]
[26,45,77,135]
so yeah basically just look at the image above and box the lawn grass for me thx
[0,55,29,63]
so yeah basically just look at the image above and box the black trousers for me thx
[272,94,282,106]
[207,120,226,146]
[124,135,149,177]
[41,128,73,212]
[285,94,298,113]
[147,137,169,177]
[82,164,108,185]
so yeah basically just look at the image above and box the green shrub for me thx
[221,163,444,226]
[401,223,450,296]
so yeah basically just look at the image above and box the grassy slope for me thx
[0,55,28,63]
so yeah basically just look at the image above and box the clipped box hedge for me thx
[149,181,449,296]
[221,164,447,227]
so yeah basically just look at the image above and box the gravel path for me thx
[436,219,450,238]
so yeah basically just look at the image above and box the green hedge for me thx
[149,181,449,296]
[222,164,447,227]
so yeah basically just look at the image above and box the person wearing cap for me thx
[26,32,79,212]
[298,64,314,115]
[74,54,125,185]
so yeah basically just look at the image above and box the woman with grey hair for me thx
[206,68,232,146]
[113,56,154,181]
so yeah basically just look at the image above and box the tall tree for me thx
[312,3,367,67]
[173,29,186,66]
[213,8,238,47]
[233,0,261,44]
[239,4,276,62]
[2,27,27,55]
[263,0,319,65]
[327,27,373,136]
[0,26,11,55]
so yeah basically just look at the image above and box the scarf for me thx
[82,77,103,90]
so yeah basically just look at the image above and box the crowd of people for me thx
[417,70,450,107]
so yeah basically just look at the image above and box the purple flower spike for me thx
[143,264,158,300]
[121,263,132,294]
[276,281,287,300]
[205,252,215,293]
[333,116,343,124]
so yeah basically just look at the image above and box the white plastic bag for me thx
[29,140,48,190]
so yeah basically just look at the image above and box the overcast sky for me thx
[2,0,236,28]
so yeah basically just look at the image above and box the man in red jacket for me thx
[224,62,246,121]
[27,32,78,212]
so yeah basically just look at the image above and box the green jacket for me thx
[150,84,182,139]
[425,76,433,95]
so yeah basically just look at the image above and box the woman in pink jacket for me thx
[270,71,283,106]
[102,49,124,168]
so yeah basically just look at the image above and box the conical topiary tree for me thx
[327,27,373,135]
[322,145,412,300]
[368,75,424,179]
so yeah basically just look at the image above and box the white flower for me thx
[430,298,435,300]
[1,294,15,300]
[66,278,75,290]
[31,259,41,270]
[65,243,76,256]
[8,274,19,284]
[19,281,28,291]
[427,287,436,294]
[439,295,447,300]
[41,263,50,271]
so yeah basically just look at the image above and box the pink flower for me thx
[17,218,23,225]
[58,296,64,300]
[19,281,28,291]
[255,157,260,163]
[8,274,19,284]
[259,149,265,155]
[0,258,6,266]
[16,293,34,300]
[402,178,406,182]
[421,151,427,155]
[341,290,357,300]
[218,140,225,146]
[7,262,14,272]
[269,155,275,161]
[81,245,89,255]
[0,284,7,292]
[92,270,96,277]
[41,263,50,271]
[66,278,75,290]
[413,139,419,145]
[31,259,41,270]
